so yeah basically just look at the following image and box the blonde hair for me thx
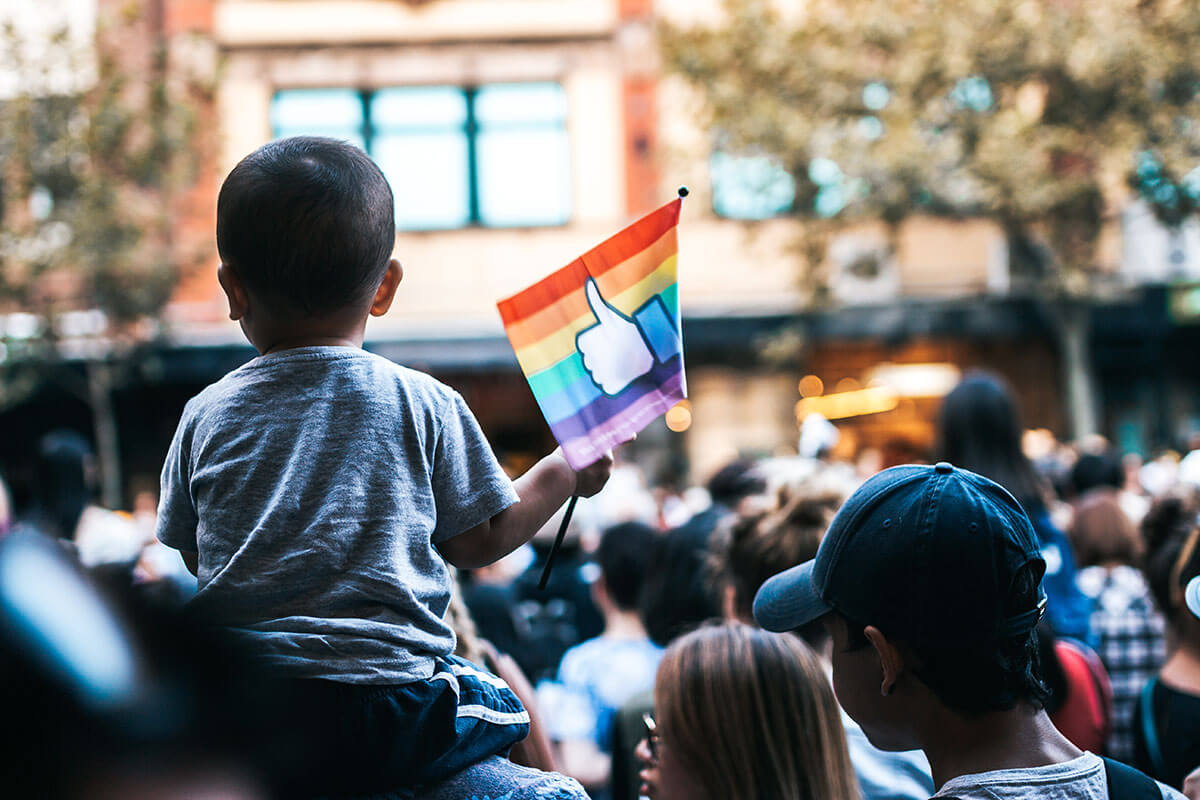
[447,570,486,665]
[654,622,858,800]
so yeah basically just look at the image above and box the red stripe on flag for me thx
[497,198,681,326]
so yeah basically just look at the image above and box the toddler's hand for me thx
[573,451,613,498]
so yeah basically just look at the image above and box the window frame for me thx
[270,83,572,232]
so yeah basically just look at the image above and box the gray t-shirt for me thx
[932,752,1186,800]
[156,346,519,684]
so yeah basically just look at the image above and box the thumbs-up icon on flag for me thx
[576,278,655,396]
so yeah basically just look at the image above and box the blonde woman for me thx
[637,622,858,800]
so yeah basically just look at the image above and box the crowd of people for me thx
[6,369,1200,799]
[454,379,1200,800]
[2,136,1200,799]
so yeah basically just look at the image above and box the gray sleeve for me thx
[155,413,198,552]
[430,391,519,543]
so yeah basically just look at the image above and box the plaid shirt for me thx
[1077,565,1168,763]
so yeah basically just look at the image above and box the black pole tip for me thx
[677,186,689,198]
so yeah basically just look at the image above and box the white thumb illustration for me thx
[576,278,654,396]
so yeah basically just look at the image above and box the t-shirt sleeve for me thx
[430,390,519,543]
[155,414,199,552]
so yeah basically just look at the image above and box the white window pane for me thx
[374,133,470,230]
[711,152,795,220]
[476,83,566,126]
[271,90,363,139]
[372,87,466,129]
[477,129,570,227]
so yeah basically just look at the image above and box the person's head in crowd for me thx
[753,464,1062,764]
[704,458,767,515]
[710,474,846,648]
[1068,489,1142,568]
[937,371,1048,513]
[638,514,721,648]
[593,521,658,619]
[1142,490,1200,635]
[1069,451,1124,499]
[638,622,858,800]
[215,136,401,354]
[29,429,97,541]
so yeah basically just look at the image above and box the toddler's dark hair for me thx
[216,136,395,316]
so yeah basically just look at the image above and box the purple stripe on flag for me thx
[546,354,685,444]
[558,378,687,471]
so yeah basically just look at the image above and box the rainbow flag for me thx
[498,198,687,470]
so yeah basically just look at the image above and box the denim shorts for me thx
[268,654,530,798]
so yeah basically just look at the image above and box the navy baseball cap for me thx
[753,462,1047,644]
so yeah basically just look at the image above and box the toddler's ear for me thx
[370,259,404,317]
[217,263,249,321]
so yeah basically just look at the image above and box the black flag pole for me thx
[538,494,579,591]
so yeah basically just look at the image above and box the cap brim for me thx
[1186,575,1200,621]
[752,559,830,633]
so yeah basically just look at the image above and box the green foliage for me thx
[0,10,202,345]
[661,0,1200,289]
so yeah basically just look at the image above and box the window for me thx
[271,83,571,231]
[271,89,366,149]
[710,151,795,220]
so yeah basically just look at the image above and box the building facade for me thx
[7,0,1199,502]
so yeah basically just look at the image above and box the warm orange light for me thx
[795,386,899,421]
[835,377,861,393]
[798,374,824,397]
[665,400,692,432]
[864,363,961,397]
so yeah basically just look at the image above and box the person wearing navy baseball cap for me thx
[753,463,1184,800]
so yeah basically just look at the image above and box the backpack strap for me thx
[1103,756,1162,800]
[1139,675,1167,779]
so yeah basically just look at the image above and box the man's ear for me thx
[369,259,404,317]
[217,263,249,321]
[864,625,906,697]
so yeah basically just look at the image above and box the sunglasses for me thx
[642,712,659,763]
